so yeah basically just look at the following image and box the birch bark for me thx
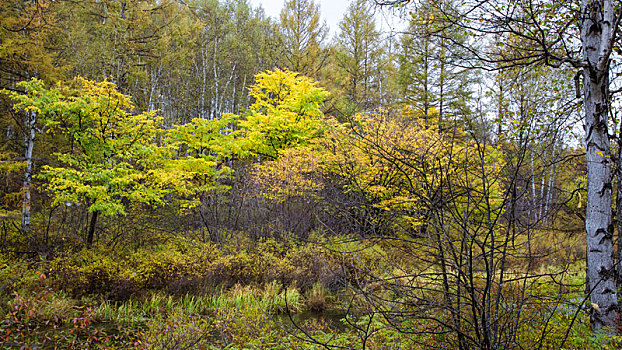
[21,109,36,235]
[581,0,619,330]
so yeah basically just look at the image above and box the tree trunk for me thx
[581,0,618,331]
[616,118,622,302]
[86,210,98,248]
[21,109,36,235]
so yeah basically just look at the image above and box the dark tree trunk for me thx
[86,211,98,248]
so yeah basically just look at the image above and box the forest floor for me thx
[1,231,621,349]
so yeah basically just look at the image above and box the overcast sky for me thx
[249,0,405,38]
[250,0,349,36]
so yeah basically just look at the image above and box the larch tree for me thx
[335,0,385,111]
[397,0,474,127]
[278,0,329,78]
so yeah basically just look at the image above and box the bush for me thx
[285,244,345,292]
[207,251,267,287]
[47,239,219,299]
[48,248,132,298]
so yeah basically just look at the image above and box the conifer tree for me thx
[278,0,328,78]
[397,0,474,126]
[335,0,384,111]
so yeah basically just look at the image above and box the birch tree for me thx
[377,0,622,332]
[0,0,64,236]
[580,0,620,330]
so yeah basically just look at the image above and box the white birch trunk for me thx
[21,109,36,235]
[201,47,208,119]
[530,147,537,222]
[212,39,220,120]
[538,147,549,222]
[581,0,618,330]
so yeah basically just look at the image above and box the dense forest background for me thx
[1,0,621,348]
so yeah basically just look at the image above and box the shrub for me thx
[285,244,345,292]
[207,251,266,287]
[48,249,133,299]
[140,310,213,349]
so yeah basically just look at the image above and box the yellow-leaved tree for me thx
[235,69,329,160]
[322,111,504,237]
[5,78,231,247]
[234,69,333,207]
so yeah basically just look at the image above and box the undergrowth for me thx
[0,232,619,349]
